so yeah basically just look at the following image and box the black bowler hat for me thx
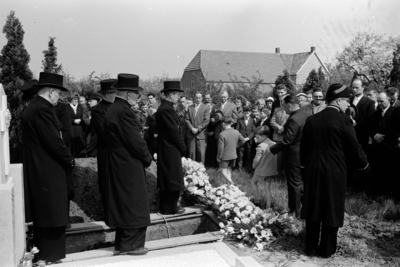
[325,83,352,101]
[99,79,117,94]
[111,74,143,92]
[211,110,224,123]
[161,81,183,93]
[21,79,39,102]
[34,72,68,92]
[88,93,102,101]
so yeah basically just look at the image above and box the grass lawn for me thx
[206,168,400,266]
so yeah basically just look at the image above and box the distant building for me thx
[181,47,330,94]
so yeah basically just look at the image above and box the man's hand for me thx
[216,158,221,163]
[74,119,81,124]
[211,118,215,123]
[191,128,199,134]
[374,133,385,143]
[208,131,214,136]
[154,134,158,138]
[244,137,250,142]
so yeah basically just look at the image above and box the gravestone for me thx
[0,83,25,266]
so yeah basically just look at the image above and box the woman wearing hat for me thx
[300,83,369,258]
[67,92,85,157]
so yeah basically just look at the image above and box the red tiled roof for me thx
[184,49,316,83]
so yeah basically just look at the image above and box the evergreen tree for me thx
[302,69,320,93]
[0,11,33,163]
[275,69,296,93]
[42,37,63,74]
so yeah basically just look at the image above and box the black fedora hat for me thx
[325,83,352,101]
[88,93,102,101]
[161,81,183,93]
[99,79,117,93]
[111,74,143,92]
[34,72,68,92]
[21,79,39,102]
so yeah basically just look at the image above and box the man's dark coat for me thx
[22,96,73,227]
[156,100,187,191]
[368,106,396,149]
[353,96,375,148]
[90,99,112,194]
[103,98,152,229]
[300,106,368,227]
[269,109,309,165]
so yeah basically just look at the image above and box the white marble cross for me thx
[0,83,11,184]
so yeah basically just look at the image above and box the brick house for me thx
[181,47,330,94]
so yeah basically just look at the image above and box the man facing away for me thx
[90,79,117,204]
[103,74,152,255]
[301,84,369,258]
[270,95,309,217]
[22,72,75,264]
[185,91,210,165]
[156,81,187,215]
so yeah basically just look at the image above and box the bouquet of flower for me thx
[181,157,301,251]
[19,247,39,266]
[182,158,212,204]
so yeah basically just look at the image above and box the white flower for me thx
[216,190,223,196]
[246,205,253,212]
[31,247,39,254]
[220,229,226,234]
[227,226,234,233]
[238,243,245,249]
[219,222,225,228]
[254,243,264,251]
[250,227,257,234]
[224,210,230,217]
[250,214,256,220]
[234,217,241,224]
[237,235,242,239]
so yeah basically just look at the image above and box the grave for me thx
[0,83,25,267]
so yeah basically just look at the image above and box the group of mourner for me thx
[20,71,400,264]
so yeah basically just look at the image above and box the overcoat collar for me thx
[162,99,175,107]
[36,95,53,108]
[114,96,131,108]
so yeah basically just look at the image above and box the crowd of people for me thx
[18,70,400,264]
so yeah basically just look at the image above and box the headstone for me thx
[0,83,25,266]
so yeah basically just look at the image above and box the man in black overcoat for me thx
[300,84,369,258]
[103,74,152,255]
[156,81,187,215]
[90,79,116,205]
[22,72,75,264]
[270,94,309,217]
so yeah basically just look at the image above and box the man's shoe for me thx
[304,248,317,257]
[120,247,149,255]
[176,207,185,214]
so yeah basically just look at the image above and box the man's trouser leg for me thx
[195,138,206,165]
[305,220,320,252]
[33,225,66,262]
[119,227,147,253]
[319,223,339,258]
[159,190,181,214]
[187,138,196,161]
[284,162,303,215]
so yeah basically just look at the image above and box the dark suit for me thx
[22,96,74,262]
[156,100,187,214]
[67,103,84,157]
[103,97,152,252]
[235,117,256,171]
[185,103,210,164]
[270,109,309,215]
[353,96,375,151]
[388,107,400,198]
[368,106,395,194]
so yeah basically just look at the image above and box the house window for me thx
[191,80,194,88]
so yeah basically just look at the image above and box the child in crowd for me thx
[251,126,277,208]
[217,116,246,184]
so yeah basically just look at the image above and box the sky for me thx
[1,0,399,80]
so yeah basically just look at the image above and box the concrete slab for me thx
[58,242,242,267]
[63,232,221,264]
[236,256,264,267]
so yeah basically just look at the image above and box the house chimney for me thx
[311,46,316,53]
[275,47,280,54]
